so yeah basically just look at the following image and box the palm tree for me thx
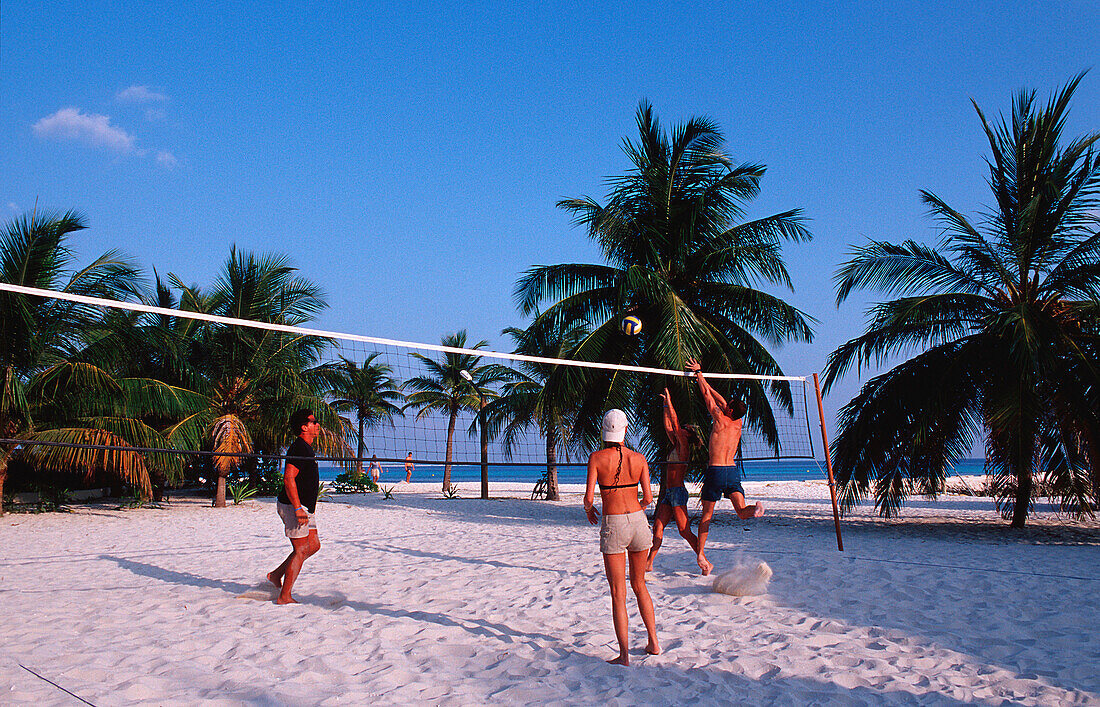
[823,74,1100,527]
[0,210,155,513]
[402,331,504,493]
[324,353,404,474]
[486,321,589,500]
[164,248,351,507]
[516,101,814,457]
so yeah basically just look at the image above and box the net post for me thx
[813,373,844,551]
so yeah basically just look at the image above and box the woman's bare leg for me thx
[646,504,672,571]
[602,552,630,665]
[628,549,660,656]
[671,505,711,574]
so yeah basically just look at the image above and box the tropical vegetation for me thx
[0,210,160,515]
[823,74,1100,527]
[402,331,510,494]
[323,353,404,476]
[485,322,589,500]
[515,100,814,466]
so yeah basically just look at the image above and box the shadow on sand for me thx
[100,554,972,705]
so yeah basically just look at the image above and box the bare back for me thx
[586,445,652,516]
[664,430,691,486]
[707,414,743,466]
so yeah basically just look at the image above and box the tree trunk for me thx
[545,431,559,501]
[0,470,5,517]
[1011,462,1032,528]
[214,474,227,508]
[355,416,366,479]
[151,469,166,503]
[479,402,488,500]
[443,407,457,493]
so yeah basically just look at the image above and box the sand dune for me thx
[2,480,1097,705]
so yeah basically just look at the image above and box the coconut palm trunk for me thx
[544,430,559,501]
[215,477,226,507]
[355,414,366,479]
[0,456,7,517]
[443,403,458,493]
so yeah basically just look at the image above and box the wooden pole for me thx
[813,373,844,551]
[479,398,489,500]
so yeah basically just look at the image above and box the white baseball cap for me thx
[601,409,628,443]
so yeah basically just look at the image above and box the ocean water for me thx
[321,458,988,486]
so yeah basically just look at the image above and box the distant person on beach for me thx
[584,409,660,666]
[405,453,414,483]
[647,388,709,574]
[687,358,764,575]
[268,409,322,604]
[368,455,382,482]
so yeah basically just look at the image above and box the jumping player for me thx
[686,359,764,575]
[646,388,709,575]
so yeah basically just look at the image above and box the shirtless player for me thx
[687,358,764,574]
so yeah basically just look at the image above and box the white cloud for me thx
[156,150,177,168]
[8,203,19,213]
[33,108,136,153]
[117,85,169,103]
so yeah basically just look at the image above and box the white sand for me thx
[2,479,1098,706]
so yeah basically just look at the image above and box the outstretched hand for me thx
[685,358,701,373]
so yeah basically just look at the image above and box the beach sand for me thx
[2,479,1098,705]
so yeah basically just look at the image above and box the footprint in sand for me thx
[236,581,278,600]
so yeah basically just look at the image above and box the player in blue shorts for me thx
[646,388,709,574]
[686,359,764,574]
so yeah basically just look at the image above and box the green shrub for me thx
[228,482,258,505]
[331,471,379,494]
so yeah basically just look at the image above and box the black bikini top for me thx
[599,481,639,490]
[598,442,638,490]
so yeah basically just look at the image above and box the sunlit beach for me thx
[3,481,1098,704]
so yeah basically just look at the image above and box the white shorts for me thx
[276,501,316,539]
[599,510,652,554]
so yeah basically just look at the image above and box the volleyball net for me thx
[0,283,819,471]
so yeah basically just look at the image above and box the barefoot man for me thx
[268,409,322,604]
[404,452,414,483]
[687,359,764,574]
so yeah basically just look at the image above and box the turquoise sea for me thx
[321,458,988,486]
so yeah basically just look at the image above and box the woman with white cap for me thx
[583,409,660,665]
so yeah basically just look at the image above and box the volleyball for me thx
[621,315,643,336]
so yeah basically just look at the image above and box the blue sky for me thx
[3,1,1099,442]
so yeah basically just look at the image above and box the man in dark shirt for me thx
[268,409,322,604]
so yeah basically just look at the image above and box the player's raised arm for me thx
[660,388,678,442]
[687,358,723,420]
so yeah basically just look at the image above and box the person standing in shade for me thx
[268,409,321,604]
[646,388,708,574]
[584,409,660,666]
[404,452,414,483]
[686,359,764,575]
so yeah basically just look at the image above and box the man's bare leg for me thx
[696,500,717,575]
[602,553,631,665]
[628,549,660,656]
[276,531,319,604]
[646,505,672,571]
[730,492,764,520]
